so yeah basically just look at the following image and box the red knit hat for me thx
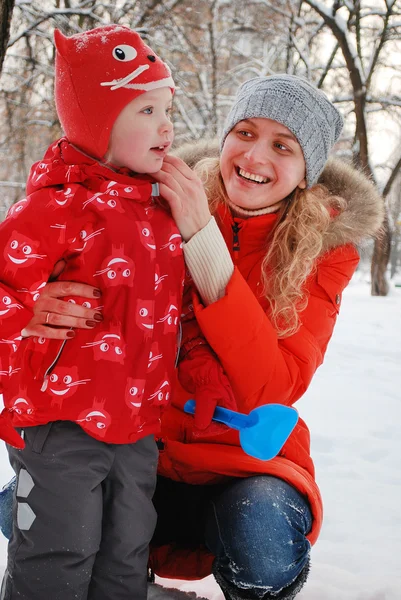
[54,25,175,159]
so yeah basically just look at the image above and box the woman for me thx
[0,75,383,599]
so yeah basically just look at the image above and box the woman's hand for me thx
[153,154,212,241]
[21,281,103,340]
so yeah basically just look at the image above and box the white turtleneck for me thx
[183,200,283,305]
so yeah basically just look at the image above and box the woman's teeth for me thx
[238,168,269,184]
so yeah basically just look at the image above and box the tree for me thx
[0,0,16,74]
[1,0,400,292]
[299,0,401,294]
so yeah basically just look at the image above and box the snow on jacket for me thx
[149,141,384,580]
[0,138,184,445]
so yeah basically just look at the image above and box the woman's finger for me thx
[154,165,187,198]
[21,310,101,339]
[48,259,67,281]
[33,296,102,320]
[38,280,101,300]
[163,154,198,181]
[21,323,74,340]
[38,311,98,330]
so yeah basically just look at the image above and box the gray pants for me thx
[1,421,158,600]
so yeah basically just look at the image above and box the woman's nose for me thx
[244,142,268,164]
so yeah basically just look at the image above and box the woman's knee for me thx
[205,476,312,592]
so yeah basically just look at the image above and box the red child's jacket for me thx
[0,138,184,445]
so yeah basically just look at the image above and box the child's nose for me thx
[159,117,173,135]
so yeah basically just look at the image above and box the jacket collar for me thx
[26,137,157,203]
[216,201,279,254]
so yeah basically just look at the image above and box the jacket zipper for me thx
[232,222,241,252]
[40,339,68,392]
[175,321,182,368]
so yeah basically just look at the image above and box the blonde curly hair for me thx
[194,156,346,338]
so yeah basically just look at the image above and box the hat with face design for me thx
[220,74,343,188]
[54,25,175,160]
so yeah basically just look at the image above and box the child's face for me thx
[106,87,174,174]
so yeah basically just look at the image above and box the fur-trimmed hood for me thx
[173,139,384,253]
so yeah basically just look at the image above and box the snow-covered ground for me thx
[1,277,400,599]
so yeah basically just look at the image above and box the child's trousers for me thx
[1,421,158,600]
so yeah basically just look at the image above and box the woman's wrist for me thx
[183,217,234,305]
[181,214,213,243]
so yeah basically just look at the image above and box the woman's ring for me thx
[45,312,51,325]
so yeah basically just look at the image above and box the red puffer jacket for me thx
[149,145,384,580]
[0,138,184,445]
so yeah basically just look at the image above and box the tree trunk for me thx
[371,212,391,295]
[0,0,15,75]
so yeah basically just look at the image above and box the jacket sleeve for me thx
[178,270,226,378]
[192,244,359,413]
[0,189,83,390]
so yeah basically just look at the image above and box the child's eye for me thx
[142,107,153,114]
[166,106,174,119]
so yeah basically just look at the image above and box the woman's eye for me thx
[274,142,288,151]
[238,130,252,138]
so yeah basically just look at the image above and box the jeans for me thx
[205,476,312,595]
[0,476,15,540]
[153,475,312,596]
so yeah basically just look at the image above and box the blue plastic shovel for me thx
[184,399,298,461]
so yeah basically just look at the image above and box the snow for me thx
[0,277,400,599]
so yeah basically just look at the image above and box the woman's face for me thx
[220,118,307,211]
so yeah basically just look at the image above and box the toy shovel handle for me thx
[184,399,255,430]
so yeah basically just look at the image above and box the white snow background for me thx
[0,276,400,599]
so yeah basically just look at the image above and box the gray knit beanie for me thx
[220,74,344,188]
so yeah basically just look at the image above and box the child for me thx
[0,25,185,599]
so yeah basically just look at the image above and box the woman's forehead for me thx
[237,118,297,140]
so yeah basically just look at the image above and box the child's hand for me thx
[153,155,212,242]
[191,376,236,431]
[178,347,237,430]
